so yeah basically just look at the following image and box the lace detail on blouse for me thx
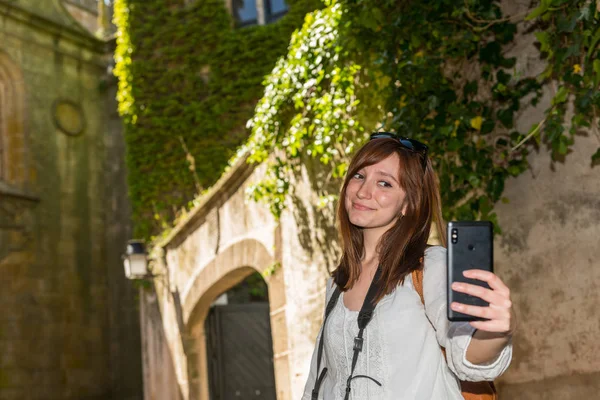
[325,293,385,399]
[326,298,349,399]
[365,313,385,399]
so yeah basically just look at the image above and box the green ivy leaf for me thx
[534,31,552,55]
[463,81,478,98]
[507,165,521,176]
[593,59,600,87]
[591,148,600,164]
[558,140,568,155]
[497,108,514,128]
[526,0,550,21]
[586,27,600,60]
[468,174,481,188]
[496,70,511,85]
[552,86,569,105]
[481,119,495,135]
[479,41,502,64]
[487,173,505,200]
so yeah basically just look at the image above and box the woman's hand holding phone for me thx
[450,269,515,335]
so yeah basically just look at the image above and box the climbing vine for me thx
[245,0,600,229]
[527,0,600,162]
[114,0,600,240]
[113,0,321,239]
[244,3,371,218]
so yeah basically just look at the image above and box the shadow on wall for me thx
[140,288,186,400]
[289,151,344,276]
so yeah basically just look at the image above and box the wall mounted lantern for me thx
[123,240,149,280]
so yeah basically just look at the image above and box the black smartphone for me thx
[447,221,494,322]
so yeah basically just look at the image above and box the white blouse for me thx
[302,246,512,400]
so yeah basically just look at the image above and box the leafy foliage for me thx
[113,0,321,238]
[244,0,600,229]
[115,0,600,240]
[225,272,269,303]
[244,3,371,218]
[527,0,600,161]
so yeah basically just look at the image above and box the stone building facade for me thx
[0,0,141,398]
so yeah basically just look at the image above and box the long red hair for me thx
[332,138,446,302]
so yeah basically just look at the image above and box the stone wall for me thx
[0,0,142,398]
[494,105,600,398]
[492,2,600,395]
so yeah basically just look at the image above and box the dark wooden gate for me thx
[205,303,277,400]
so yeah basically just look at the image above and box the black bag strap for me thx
[344,267,383,400]
[311,269,383,400]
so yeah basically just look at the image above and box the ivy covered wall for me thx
[244,0,600,231]
[113,0,321,238]
[115,0,600,239]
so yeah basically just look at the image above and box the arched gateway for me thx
[140,160,295,400]
[184,239,281,400]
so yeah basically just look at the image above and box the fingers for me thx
[468,307,516,333]
[451,281,512,309]
[450,270,515,334]
[450,302,511,322]
[462,269,510,297]
[469,319,514,333]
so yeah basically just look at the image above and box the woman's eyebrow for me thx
[375,170,399,184]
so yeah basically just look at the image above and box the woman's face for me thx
[344,153,408,233]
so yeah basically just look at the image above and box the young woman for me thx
[302,133,515,399]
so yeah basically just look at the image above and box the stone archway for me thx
[181,238,290,400]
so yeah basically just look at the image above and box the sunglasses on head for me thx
[369,132,429,169]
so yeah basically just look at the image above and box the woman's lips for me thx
[352,202,373,211]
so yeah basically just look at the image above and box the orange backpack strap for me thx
[410,268,498,400]
[411,268,425,305]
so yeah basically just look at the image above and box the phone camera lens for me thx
[450,228,458,244]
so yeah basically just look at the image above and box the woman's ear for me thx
[401,201,408,216]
